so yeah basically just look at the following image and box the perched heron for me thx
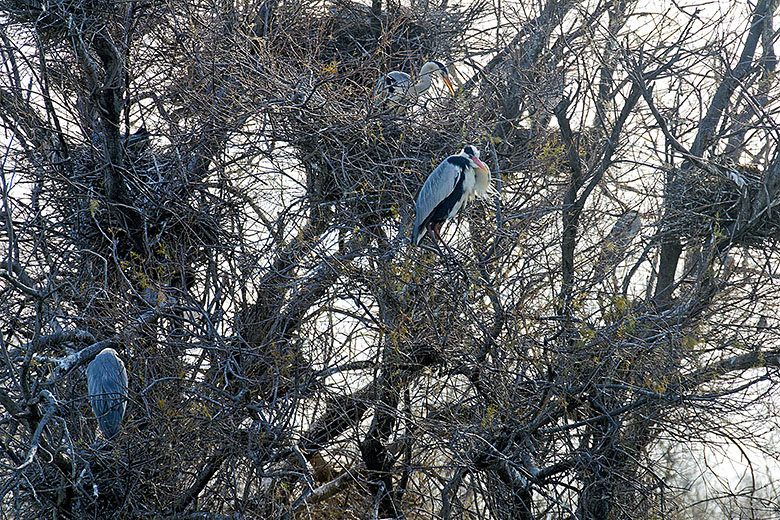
[87,348,128,440]
[124,126,150,154]
[412,145,495,248]
[378,61,456,104]
[594,210,642,277]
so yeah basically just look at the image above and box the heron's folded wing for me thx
[87,351,128,438]
[414,158,462,231]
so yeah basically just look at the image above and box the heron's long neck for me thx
[413,73,433,94]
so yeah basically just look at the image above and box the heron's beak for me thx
[471,156,490,174]
[442,75,456,97]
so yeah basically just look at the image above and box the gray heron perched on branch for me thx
[87,348,128,440]
[378,61,456,104]
[412,145,495,249]
[594,210,642,278]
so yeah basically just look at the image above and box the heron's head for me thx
[625,210,642,231]
[422,61,456,96]
[461,145,489,174]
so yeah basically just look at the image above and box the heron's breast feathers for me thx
[473,168,497,198]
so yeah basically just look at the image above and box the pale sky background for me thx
[3,0,780,515]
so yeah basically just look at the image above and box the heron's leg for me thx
[432,223,455,257]
[424,222,444,255]
[422,222,445,257]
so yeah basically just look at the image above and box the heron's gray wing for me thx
[414,158,462,232]
[376,71,411,101]
[386,71,410,87]
[87,349,128,439]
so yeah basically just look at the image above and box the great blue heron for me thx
[594,210,642,277]
[412,145,495,248]
[379,61,456,104]
[87,348,128,440]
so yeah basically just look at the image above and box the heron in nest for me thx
[378,61,456,105]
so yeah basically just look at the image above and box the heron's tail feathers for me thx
[412,224,425,245]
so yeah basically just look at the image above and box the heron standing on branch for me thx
[379,61,456,104]
[594,210,642,278]
[87,348,128,440]
[412,145,495,250]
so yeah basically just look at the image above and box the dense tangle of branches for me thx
[2,0,780,518]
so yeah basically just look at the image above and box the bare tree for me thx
[2,0,780,518]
